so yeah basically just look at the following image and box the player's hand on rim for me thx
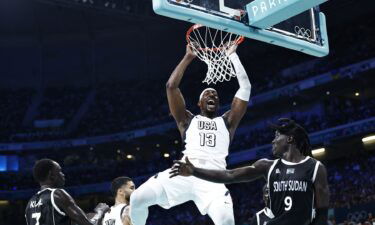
[169,157,195,178]
[185,44,196,59]
[226,42,238,56]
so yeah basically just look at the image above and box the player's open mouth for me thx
[207,99,215,105]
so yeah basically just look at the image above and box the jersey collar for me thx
[281,156,310,165]
[37,187,54,195]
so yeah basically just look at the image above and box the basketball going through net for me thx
[186,24,244,85]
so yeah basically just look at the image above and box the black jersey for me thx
[267,157,320,225]
[25,188,71,225]
[250,207,274,225]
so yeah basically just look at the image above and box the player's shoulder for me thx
[309,157,328,183]
[315,159,328,174]
[114,203,128,210]
[310,157,327,169]
[53,188,69,196]
[255,158,276,166]
[25,196,34,210]
[27,191,39,201]
[53,188,73,203]
[121,204,130,216]
[253,158,275,174]
[185,110,194,118]
[179,111,194,129]
[29,188,51,201]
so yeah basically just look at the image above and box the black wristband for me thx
[312,208,328,225]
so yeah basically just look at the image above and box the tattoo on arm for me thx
[121,206,132,225]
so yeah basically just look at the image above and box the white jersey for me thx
[182,115,230,169]
[102,203,128,225]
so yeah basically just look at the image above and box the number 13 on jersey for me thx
[199,133,216,147]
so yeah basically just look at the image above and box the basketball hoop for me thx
[186,24,244,85]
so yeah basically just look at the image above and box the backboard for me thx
[153,0,329,57]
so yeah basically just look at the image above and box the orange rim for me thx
[186,24,245,52]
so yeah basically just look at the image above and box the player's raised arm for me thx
[312,163,330,225]
[166,45,195,130]
[54,189,108,225]
[222,44,251,139]
[170,157,273,184]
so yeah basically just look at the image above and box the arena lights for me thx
[81,0,94,4]
[312,148,325,156]
[0,200,9,206]
[362,135,375,143]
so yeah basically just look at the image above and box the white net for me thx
[187,24,244,85]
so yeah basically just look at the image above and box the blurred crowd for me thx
[329,213,375,225]
[251,21,375,95]
[0,17,373,142]
[0,89,33,141]
[75,80,170,137]
[328,155,375,208]
[231,97,375,152]
[0,70,374,143]
[1,93,374,191]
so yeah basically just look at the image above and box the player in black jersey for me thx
[170,118,330,225]
[25,159,109,225]
[249,185,273,225]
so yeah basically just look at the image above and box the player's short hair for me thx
[111,176,133,197]
[33,159,56,183]
[270,118,312,156]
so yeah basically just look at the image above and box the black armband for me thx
[312,208,328,225]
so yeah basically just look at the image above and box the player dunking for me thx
[103,177,135,225]
[129,44,251,225]
[171,118,330,225]
[25,159,109,225]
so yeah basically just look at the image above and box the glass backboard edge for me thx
[153,0,329,57]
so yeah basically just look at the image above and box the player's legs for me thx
[192,177,235,225]
[130,169,194,225]
[129,177,168,225]
[206,193,235,225]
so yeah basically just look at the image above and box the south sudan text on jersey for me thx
[273,180,308,192]
[267,157,320,225]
